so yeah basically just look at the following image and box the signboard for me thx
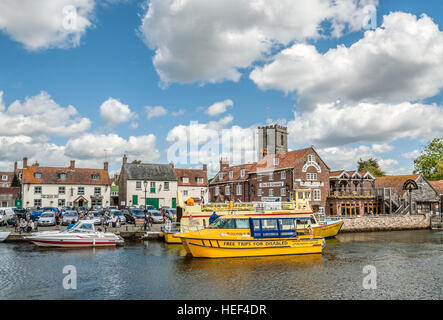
[41,194,59,199]
[256,201,282,210]
[300,181,324,187]
[15,199,22,209]
[261,197,281,202]
[259,181,284,188]
[121,201,126,206]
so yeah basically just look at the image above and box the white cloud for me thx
[402,150,420,160]
[206,99,234,117]
[171,109,185,117]
[0,91,4,111]
[251,12,443,107]
[0,0,95,51]
[140,0,377,85]
[287,101,443,148]
[0,91,91,137]
[100,98,136,128]
[65,133,160,164]
[145,105,168,120]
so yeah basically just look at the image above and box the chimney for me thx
[70,160,75,170]
[123,154,127,165]
[170,161,174,168]
[23,157,28,169]
[14,161,17,172]
[104,161,108,172]
[203,164,207,172]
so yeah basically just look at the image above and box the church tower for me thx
[257,125,288,161]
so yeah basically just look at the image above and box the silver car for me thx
[148,210,164,224]
[110,210,126,225]
[62,211,79,226]
[38,212,56,226]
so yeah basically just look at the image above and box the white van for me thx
[0,208,15,226]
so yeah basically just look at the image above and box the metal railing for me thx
[328,187,376,198]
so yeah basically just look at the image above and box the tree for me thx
[131,160,142,164]
[357,158,385,177]
[11,173,21,187]
[413,138,443,181]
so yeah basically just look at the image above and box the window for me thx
[34,199,42,207]
[219,173,223,181]
[281,171,286,179]
[240,169,245,178]
[91,174,100,180]
[182,177,189,183]
[225,185,230,195]
[1,175,7,180]
[281,134,284,146]
[183,190,188,196]
[58,199,65,206]
[274,158,279,166]
[306,173,317,181]
[314,189,321,201]
[215,186,219,196]
[229,171,233,179]
[258,189,262,196]
[280,188,286,196]
[236,184,242,196]
[308,154,315,162]
[269,173,273,181]
[59,173,67,180]
[34,186,42,194]
[269,189,274,196]
[34,172,42,179]
[305,191,311,200]
[150,182,156,193]
[94,187,101,196]
[58,186,65,195]
[196,177,204,184]
[78,187,85,195]
[164,182,169,191]
[136,181,142,190]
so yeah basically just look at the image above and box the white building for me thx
[174,164,209,204]
[118,156,178,209]
[21,159,111,209]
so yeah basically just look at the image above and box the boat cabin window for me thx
[210,218,250,229]
[250,218,299,238]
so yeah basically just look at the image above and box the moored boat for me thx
[26,220,124,248]
[0,231,10,242]
[174,215,325,258]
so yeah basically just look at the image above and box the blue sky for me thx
[0,0,442,176]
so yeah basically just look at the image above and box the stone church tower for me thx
[257,125,288,161]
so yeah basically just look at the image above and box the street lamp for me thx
[143,179,148,209]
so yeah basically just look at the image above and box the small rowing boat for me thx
[0,231,10,242]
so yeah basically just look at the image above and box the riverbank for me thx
[339,214,431,233]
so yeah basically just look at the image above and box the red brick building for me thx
[429,180,443,214]
[208,147,330,213]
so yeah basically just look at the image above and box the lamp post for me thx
[143,179,148,209]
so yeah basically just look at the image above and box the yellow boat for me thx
[174,215,324,258]
[165,189,343,244]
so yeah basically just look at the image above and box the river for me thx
[0,230,441,300]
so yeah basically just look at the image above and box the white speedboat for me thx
[0,231,10,242]
[26,220,124,248]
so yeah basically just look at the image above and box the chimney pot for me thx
[123,154,127,165]
[170,161,174,168]
[23,157,28,169]
[104,161,109,172]
[14,161,17,172]
[70,160,75,170]
[203,164,207,172]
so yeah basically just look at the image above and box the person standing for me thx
[209,211,219,225]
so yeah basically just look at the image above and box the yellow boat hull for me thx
[312,220,344,238]
[164,232,182,244]
[178,236,324,258]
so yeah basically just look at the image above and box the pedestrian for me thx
[209,211,219,224]
[20,219,27,233]
[27,220,33,233]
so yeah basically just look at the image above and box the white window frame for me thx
[281,171,286,180]
[183,190,188,196]
[308,154,315,162]
[215,186,219,196]
[306,173,317,181]
[274,158,279,166]
[269,173,273,181]
[314,189,321,201]
[197,177,204,184]
[269,189,274,196]
[34,199,42,207]
[225,185,230,195]
[219,173,223,181]
[94,187,101,196]
[240,169,245,178]
[78,186,85,195]
[34,186,42,194]
[258,189,262,196]
[164,181,169,191]
[136,181,142,190]
[1,175,7,181]
[236,184,242,196]
[280,188,286,196]
[182,177,189,183]
[229,171,233,179]
[58,186,65,195]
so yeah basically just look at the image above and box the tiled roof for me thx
[210,163,255,185]
[0,171,14,185]
[22,164,110,185]
[124,163,177,181]
[330,170,372,178]
[250,148,312,173]
[375,174,420,195]
[174,168,208,186]
[429,180,443,195]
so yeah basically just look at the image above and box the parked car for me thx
[42,207,59,215]
[108,206,118,210]
[124,208,145,224]
[0,207,16,222]
[162,208,176,221]
[62,211,79,226]
[148,210,164,224]
[38,212,56,226]
[110,210,126,225]
[0,209,9,226]
[30,210,43,221]
[89,211,103,226]
[13,208,29,220]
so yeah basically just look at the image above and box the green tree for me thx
[11,173,21,187]
[357,158,385,177]
[131,160,142,164]
[413,138,443,181]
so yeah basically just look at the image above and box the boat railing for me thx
[200,200,311,213]
[162,221,181,233]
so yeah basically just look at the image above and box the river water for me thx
[0,230,441,300]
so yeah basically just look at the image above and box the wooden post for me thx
[389,188,392,215]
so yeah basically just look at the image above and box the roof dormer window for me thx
[92,174,100,180]
[59,173,67,180]
[34,172,42,179]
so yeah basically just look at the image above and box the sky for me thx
[0,0,442,177]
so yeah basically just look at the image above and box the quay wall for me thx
[339,214,431,233]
